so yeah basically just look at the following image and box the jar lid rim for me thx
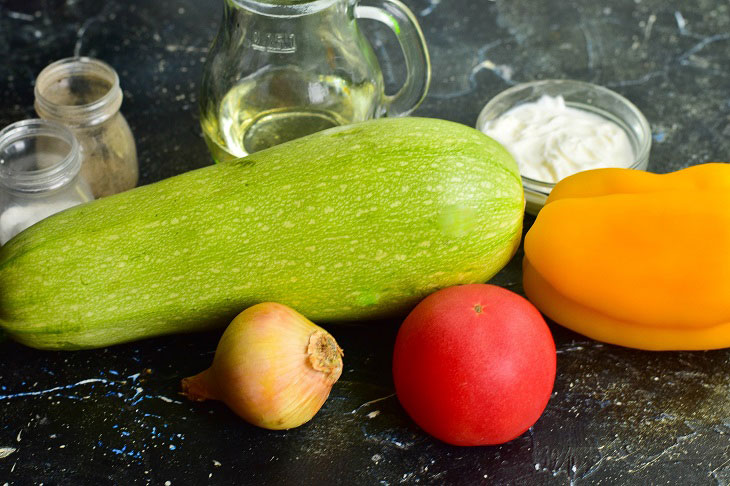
[0,119,82,193]
[34,57,123,126]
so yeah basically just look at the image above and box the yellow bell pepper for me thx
[523,163,730,350]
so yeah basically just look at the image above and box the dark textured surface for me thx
[1,0,730,484]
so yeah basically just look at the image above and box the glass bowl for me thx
[476,79,651,215]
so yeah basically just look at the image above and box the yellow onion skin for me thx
[182,302,344,430]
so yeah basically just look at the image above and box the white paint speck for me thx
[213,460,222,467]
[165,482,172,486]
[0,447,16,459]
[674,11,687,34]
[371,454,382,463]
[367,411,380,419]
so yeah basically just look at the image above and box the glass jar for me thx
[0,119,94,245]
[34,57,138,198]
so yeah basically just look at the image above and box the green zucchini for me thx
[0,117,524,350]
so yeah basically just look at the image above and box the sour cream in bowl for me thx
[476,80,651,214]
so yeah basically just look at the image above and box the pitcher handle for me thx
[355,0,431,117]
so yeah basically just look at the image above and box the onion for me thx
[182,302,344,430]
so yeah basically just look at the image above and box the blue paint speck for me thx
[112,446,142,459]
[169,445,176,450]
[653,132,666,142]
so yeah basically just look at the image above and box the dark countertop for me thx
[1,0,730,484]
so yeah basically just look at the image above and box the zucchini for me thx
[0,117,524,350]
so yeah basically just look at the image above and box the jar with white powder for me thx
[0,119,94,245]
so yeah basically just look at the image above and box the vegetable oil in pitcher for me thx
[201,67,379,162]
[198,0,430,163]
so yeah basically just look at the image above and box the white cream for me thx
[481,94,635,183]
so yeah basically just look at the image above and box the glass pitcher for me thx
[199,0,431,161]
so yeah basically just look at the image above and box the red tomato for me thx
[392,284,556,446]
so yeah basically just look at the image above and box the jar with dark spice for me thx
[34,57,138,198]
